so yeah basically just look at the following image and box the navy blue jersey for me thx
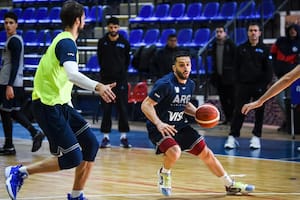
[147,73,195,131]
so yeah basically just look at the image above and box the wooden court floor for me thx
[0,138,300,200]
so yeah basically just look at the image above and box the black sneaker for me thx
[100,137,111,148]
[120,138,132,148]
[32,130,45,152]
[0,146,16,156]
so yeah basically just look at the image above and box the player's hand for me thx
[241,100,262,115]
[96,82,116,103]
[6,86,14,100]
[156,122,177,137]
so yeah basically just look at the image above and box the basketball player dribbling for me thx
[141,51,255,196]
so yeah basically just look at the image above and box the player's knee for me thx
[198,146,215,161]
[166,145,181,161]
[79,129,99,161]
[59,148,83,169]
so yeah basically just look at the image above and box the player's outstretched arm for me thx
[242,64,300,115]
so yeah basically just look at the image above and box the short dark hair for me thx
[60,0,84,29]
[216,26,227,32]
[173,51,191,64]
[4,11,18,23]
[167,34,177,40]
[247,22,262,31]
[106,17,119,25]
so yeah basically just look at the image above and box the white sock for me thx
[19,166,29,176]
[221,173,233,187]
[161,166,171,174]
[120,132,127,139]
[71,190,83,198]
[103,134,109,139]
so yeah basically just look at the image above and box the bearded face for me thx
[108,24,119,37]
[173,56,191,81]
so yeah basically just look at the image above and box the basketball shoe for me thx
[5,165,28,200]
[224,136,239,149]
[157,168,172,196]
[0,145,16,156]
[226,181,255,195]
[32,130,45,152]
[120,137,132,148]
[67,193,88,200]
[100,137,111,148]
[249,136,261,149]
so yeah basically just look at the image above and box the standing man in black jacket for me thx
[153,34,181,78]
[210,26,236,125]
[97,17,131,148]
[224,22,273,149]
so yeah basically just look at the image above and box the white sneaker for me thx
[249,136,261,149]
[157,168,172,196]
[224,136,239,149]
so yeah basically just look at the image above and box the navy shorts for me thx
[31,99,92,157]
[148,125,205,154]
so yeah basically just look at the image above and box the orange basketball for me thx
[195,103,220,128]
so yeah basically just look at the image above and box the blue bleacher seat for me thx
[37,0,50,2]
[52,29,62,38]
[86,5,102,23]
[143,4,170,23]
[24,54,41,70]
[17,30,23,36]
[255,0,275,19]
[129,4,154,23]
[11,8,23,23]
[23,29,38,46]
[12,0,25,3]
[191,56,204,74]
[36,7,50,24]
[49,7,61,24]
[194,2,219,21]
[156,28,176,47]
[177,28,193,46]
[129,29,144,47]
[13,0,36,3]
[191,57,197,74]
[231,27,248,45]
[237,1,256,20]
[119,29,129,40]
[190,28,211,47]
[85,55,100,72]
[37,30,52,46]
[178,3,202,23]
[205,56,213,74]
[216,1,237,20]
[160,3,186,23]
[0,30,6,46]
[0,8,9,24]
[140,28,160,46]
[21,7,36,24]
[84,6,90,23]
